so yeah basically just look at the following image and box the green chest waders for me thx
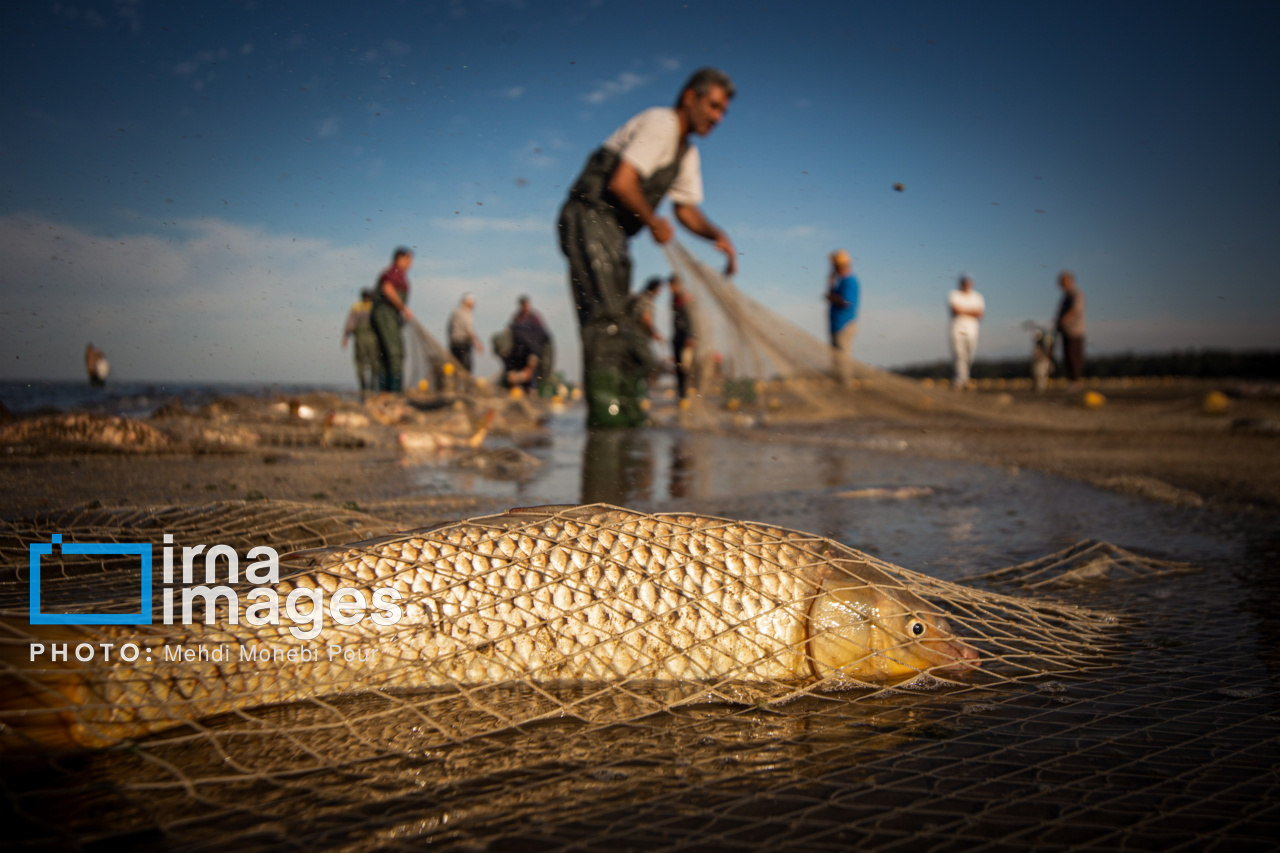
[353,324,380,392]
[558,147,685,427]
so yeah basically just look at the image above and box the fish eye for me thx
[909,620,926,637]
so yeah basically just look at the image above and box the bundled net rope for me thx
[403,317,471,391]
[1,502,1272,851]
[663,240,1054,421]
[961,539,1202,590]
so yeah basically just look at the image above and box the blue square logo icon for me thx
[29,535,153,625]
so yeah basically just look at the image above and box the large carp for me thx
[1,504,978,750]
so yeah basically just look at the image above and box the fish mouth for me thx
[929,639,982,675]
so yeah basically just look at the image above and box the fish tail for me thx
[0,621,99,752]
[467,408,496,448]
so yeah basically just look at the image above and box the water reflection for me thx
[580,427,717,505]
[669,435,694,499]
[581,428,652,504]
[407,409,1231,577]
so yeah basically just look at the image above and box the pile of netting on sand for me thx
[664,241,1056,425]
[2,499,1275,850]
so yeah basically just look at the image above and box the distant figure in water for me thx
[341,289,378,398]
[1055,270,1086,390]
[84,343,109,388]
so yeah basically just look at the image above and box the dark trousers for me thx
[673,332,690,398]
[354,329,379,392]
[371,302,404,392]
[449,342,473,373]
[1061,334,1085,382]
[558,200,652,427]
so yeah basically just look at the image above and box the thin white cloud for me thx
[499,86,527,99]
[657,55,681,72]
[0,215,385,382]
[0,215,582,382]
[171,47,234,86]
[431,216,547,233]
[114,0,141,34]
[582,71,650,105]
[515,139,557,170]
[731,223,832,241]
[51,5,107,28]
[317,117,340,138]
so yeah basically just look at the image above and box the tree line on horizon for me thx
[893,349,1280,381]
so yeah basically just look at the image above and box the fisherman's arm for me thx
[380,280,415,322]
[607,160,674,243]
[673,203,737,276]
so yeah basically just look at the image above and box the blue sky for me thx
[1,0,1277,383]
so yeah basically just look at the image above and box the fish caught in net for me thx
[3,501,1275,853]
[1,503,1123,747]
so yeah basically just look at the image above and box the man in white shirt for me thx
[558,67,737,427]
[447,293,483,373]
[948,276,985,390]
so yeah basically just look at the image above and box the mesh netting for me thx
[663,241,1057,423]
[404,317,473,393]
[1,502,1276,851]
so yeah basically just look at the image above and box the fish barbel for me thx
[1,504,978,749]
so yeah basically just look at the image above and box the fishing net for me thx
[663,241,1055,423]
[404,317,473,394]
[2,500,1273,850]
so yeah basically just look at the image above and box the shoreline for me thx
[1,378,1278,521]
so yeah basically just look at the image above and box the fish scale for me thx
[2,504,988,749]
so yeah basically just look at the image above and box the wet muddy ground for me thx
[3,401,1279,850]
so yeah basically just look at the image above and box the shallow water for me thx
[410,410,1246,580]
[0,379,345,419]
[6,406,1280,851]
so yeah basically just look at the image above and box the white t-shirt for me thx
[602,107,704,206]
[948,289,985,337]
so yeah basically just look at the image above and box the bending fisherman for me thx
[558,68,738,427]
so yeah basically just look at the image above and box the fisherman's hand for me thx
[715,233,738,276]
[650,217,675,244]
[401,307,415,322]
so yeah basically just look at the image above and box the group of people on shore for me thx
[338,65,1091,420]
[341,250,552,397]
[826,254,1088,392]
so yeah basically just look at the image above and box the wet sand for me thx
[1,378,1277,518]
[3,382,1279,852]
[760,379,1280,513]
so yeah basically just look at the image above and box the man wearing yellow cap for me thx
[826,249,859,384]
